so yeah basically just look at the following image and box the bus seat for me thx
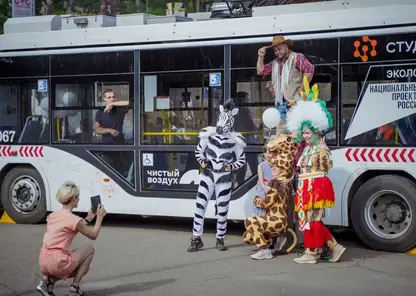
[18,116,43,144]
[39,122,50,143]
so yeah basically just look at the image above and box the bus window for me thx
[0,56,49,78]
[50,52,134,145]
[341,64,416,146]
[140,73,219,146]
[51,51,133,76]
[0,81,50,145]
[140,46,224,146]
[230,41,338,145]
[91,150,135,188]
[0,56,50,145]
[50,76,134,145]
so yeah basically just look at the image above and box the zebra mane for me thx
[199,126,217,139]
[222,99,236,113]
[230,131,247,148]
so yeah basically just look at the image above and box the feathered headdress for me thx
[286,76,333,141]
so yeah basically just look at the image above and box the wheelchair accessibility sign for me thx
[38,79,48,92]
[209,73,221,87]
[142,153,154,166]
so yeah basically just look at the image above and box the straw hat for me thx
[266,35,294,49]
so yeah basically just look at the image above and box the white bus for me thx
[0,0,415,253]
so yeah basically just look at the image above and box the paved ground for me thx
[0,216,415,296]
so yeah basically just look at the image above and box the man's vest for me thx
[275,51,304,103]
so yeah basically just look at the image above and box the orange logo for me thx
[354,36,377,62]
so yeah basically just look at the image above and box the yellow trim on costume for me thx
[312,84,319,102]
[303,75,310,95]
[298,172,325,181]
[295,200,335,212]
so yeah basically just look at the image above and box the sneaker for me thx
[251,249,273,260]
[216,238,228,251]
[187,236,204,252]
[36,281,51,296]
[272,236,288,252]
[328,243,346,263]
[293,252,318,264]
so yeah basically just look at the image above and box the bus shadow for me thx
[100,214,246,235]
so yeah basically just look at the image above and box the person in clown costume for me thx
[286,76,346,264]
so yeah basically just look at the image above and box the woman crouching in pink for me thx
[37,181,107,296]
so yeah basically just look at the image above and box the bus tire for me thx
[351,174,416,252]
[1,166,47,224]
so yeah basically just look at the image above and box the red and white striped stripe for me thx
[345,148,415,163]
[0,146,44,158]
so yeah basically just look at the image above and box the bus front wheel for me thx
[1,166,47,224]
[351,174,416,252]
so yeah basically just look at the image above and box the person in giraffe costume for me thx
[286,75,346,264]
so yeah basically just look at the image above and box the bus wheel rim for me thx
[10,175,41,214]
[364,189,412,240]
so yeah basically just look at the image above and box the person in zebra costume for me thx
[188,99,247,252]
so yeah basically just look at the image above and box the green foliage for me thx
[0,0,11,34]
[0,0,216,35]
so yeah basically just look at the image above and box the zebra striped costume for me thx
[188,100,247,252]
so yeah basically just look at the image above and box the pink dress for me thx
[39,208,83,279]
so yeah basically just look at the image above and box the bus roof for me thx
[0,0,414,53]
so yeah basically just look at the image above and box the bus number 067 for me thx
[0,131,16,143]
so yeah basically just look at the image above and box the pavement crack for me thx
[0,282,18,296]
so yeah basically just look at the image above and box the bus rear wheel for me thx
[351,174,416,252]
[1,166,47,224]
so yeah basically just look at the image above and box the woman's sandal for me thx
[69,284,86,296]
[36,276,55,296]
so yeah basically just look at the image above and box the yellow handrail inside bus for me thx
[56,118,61,140]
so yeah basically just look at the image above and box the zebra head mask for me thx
[216,99,239,135]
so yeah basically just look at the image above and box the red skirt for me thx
[295,175,335,212]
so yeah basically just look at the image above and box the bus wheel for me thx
[351,174,416,252]
[1,166,47,224]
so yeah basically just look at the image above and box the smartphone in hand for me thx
[90,195,101,214]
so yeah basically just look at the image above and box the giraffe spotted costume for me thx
[243,134,298,260]
[286,75,346,264]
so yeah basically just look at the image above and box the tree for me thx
[100,0,120,15]
[0,0,11,34]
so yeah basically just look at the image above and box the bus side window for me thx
[0,82,50,145]
[341,65,416,146]
[50,52,134,145]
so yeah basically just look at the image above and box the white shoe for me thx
[329,244,346,263]
[251,248,273,260]
[293,252,318,264]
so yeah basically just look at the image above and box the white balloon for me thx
[262,107,281,129]
[62,92,78,106]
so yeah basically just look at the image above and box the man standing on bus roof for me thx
[94,89,129,145]
[257,35,315,135]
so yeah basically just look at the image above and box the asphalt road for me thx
[0,216,415,296]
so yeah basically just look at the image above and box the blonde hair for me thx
[56,181,80,205]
